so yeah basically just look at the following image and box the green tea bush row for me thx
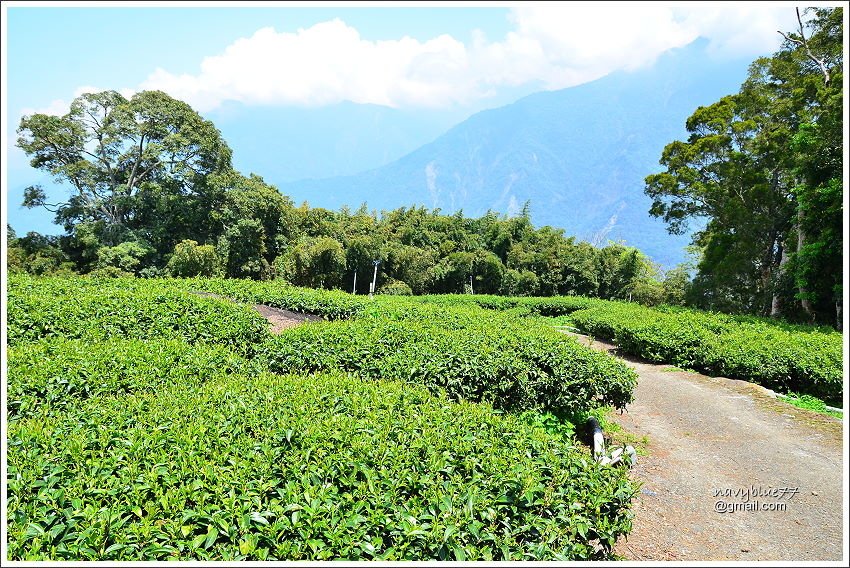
[570,303,843,403]
[401,294,603,316]
[7,275,269,352]
[7,370,635,561]
[258,314,636,415]
[7,338,250,420]
[174,278,368,320]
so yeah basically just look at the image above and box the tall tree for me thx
[17,90,232,249]
[645,8,842,325]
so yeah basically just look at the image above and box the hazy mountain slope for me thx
[280,41,753,267]
[206,100,471,183]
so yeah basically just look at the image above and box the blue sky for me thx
[3,2,796,235]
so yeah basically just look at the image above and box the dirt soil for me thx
[567,333,844,561]
[191,291,323,333]
[253,304,323,333]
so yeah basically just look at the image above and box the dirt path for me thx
[568,333,844,561]
[253,304,323,333]
[191,290,323,333]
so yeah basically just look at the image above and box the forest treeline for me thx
[7,8,842,327]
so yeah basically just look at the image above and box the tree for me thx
[644,8,842,325]
[17,90,232,253]
[95,241,153,275]
[167,239,221,278]
[219,219,269,280]
[277,236,346,288]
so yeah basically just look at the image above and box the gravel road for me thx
[570,333,844,561]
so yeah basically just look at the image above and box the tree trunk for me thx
[837,296,843,332]
[796,206,815,321]
[761,230,779,317]
[770,242,788,318]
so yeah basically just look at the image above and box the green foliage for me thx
[7,338,249,420]
[95,241,154,275]
[7,368,635,560]
[167,240,221,278]
[17,90,232,248]
[174,278,367,320]
[257,302,636,415]
[7,230,76,276]
[645,8,843,326]
[778,392,842,419]
[377,279,413,296]
[219,219,270,280]
[6,275,269,353]
[501,269,540,296]
[277,236,347,288]
[569,302,843,404]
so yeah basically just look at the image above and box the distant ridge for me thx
[278,39,754,267]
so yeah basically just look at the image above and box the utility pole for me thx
[469,261,474,295]
[369,259,380,298]
[352,270,357,294]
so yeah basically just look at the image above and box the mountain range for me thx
[274,39,754,268]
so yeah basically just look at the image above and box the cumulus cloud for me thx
[26,5,794,114]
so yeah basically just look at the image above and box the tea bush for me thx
[7,275,269,352]
[7,370,635,561]
[258,311,636,415]
[569,303,843,403]
[7,338,251,420]
[175,278,368,320]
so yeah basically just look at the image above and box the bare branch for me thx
[777,8,830,85]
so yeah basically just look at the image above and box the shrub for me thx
[7,275,269,353]
[167,240,221,278]
[377,279,413,296]
[569,302,843,403]
[95,241,154,276]
[258,306,636,415]
[7,370,635,561]
[174,278,368,320]
[7,338,249,420]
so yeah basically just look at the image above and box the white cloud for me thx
[19,98,70,117]
[24,5,794,115]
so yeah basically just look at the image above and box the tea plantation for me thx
[7,275,842,559]
[6,275,637,560]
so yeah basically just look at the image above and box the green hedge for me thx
[175,278,368,320]
[570,303,843,403]
[7,275,269,352]
[7,338,250,420]
[8,370,635,561]
[399,294,602,316]
[258,308,636,415]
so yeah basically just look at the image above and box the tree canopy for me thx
[645,7,843,327]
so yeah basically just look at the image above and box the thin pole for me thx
[352,271,357,294]
[369,260,379,298]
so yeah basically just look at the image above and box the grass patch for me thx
[777,393,843,419]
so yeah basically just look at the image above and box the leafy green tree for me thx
[17,89,232,259]
[501,268,540,296]
[661,266,691,306]
[219,219,269,280]
[277,236,346,288]
[95,241,154,275]
[645,8,842,325]
[215,173,298,264]
[167,239,221,278]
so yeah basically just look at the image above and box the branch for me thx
[777,7,830,85]
[126,133,145,195]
